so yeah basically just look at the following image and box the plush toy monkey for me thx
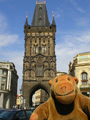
[30,74,90,120]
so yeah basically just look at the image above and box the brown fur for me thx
[30,74,90,120]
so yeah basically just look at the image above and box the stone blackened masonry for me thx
[23,0,56,108]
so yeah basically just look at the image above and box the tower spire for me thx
[24,12,28,27]
[52,11,54,17]
[52,11,56,26]
[32,0,50,26]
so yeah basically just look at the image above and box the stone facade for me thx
[23,1,56,108]
[69,52,90,96]
[0,61,18,108]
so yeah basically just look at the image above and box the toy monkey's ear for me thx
[73,77,78,84]
[49,80,53,85]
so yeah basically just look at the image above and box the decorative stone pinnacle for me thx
[52,11,54,17]
[26,12,28,18]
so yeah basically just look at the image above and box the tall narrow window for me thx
[42,45,46,54]
[1,84,5,90]
[34,45,38,54]
[37,67,42,76]
[81,72,88,85]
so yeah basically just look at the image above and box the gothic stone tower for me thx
[23,0,56,108]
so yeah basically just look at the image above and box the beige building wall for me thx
[32,89,48,106]
[69,52,90,96]
[16,94,23,108]
[0,61,18,108]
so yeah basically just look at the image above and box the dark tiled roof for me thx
[31,2,50,26]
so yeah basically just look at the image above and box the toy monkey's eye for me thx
[56,79,58,83]
[68,78,70,81]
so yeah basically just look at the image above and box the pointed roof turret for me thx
[52,11,56,26]
[32,0,50,26]
[24,12,28,27]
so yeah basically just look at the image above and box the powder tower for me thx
[23,0,56,108]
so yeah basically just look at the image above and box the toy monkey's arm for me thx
[30,102,49,120]
[80,94,90,115]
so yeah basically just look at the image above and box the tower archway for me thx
[29,83,50,107]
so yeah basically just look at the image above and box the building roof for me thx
[78,52,90,55]
[0,61,14,64]
[31,1,50,26]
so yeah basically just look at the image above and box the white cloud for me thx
[0,13,8,32]
[0,13,19,48]
[0,50,24,93]
[56,31,90,73]
[0,12,23,93]
[0,34,19,47]
[76,7,84,13]
[75,18,90,27]
[54,8,64,19]
[69,0,84,13]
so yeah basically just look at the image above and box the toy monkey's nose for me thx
[61,86,66,93]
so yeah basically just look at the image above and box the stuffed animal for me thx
[30,74,90,120]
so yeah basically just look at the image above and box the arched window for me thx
[34,45,38,54]
[42,45,46,54]
[81,72,88,85]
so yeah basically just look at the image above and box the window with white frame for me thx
[81,72,88,85]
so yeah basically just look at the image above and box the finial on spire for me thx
[26,12,28,18]
[36,0,37,4]
[52,11,56,26]
[44,0,46,3]
[25,12,28,27]
[52,11,54,17]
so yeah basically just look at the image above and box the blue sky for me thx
[0,0,90,93]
